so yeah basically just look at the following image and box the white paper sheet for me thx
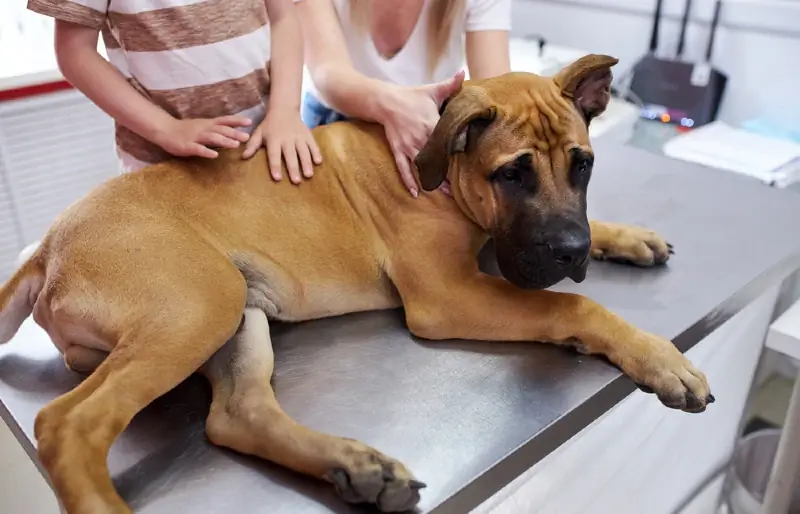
[663,121,800,186]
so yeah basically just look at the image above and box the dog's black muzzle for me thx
[495,217,591,290]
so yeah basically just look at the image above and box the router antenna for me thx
[676,0,692,58]
[648,0,663,54]
[705,0,722,62]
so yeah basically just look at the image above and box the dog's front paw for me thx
[325,441,425,512]
[591,222,672,267]
[623,334,714,413]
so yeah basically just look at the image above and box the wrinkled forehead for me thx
[484,74,592,148]
[475,76,592,165]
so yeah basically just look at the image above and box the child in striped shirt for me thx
[27,0,321,184]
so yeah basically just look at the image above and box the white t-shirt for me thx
[304,0,511,99]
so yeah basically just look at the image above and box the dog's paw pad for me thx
[653,364,712,413]
[630,338,714,414]
[593,225,672,268]
[326,447,422,512]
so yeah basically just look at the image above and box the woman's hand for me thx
[378,71,465,197]
[243,108,323,184]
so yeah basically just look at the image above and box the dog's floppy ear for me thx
[414,87,496,191]
[554,54,618,124]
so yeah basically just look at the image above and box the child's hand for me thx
[154,116,252,159]
[242,109,323,184]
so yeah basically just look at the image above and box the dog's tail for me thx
[0,244,45,344]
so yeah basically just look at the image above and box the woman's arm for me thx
[295,0,462,196]
[295,0,392,123]
[466,30,511,80]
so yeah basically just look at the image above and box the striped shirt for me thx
[27,0,279,172]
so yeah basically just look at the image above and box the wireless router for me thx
[629,0,728,128]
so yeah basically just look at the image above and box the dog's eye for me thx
[569,153,593,189]
[576,158,593,177]
[571,156,593,187]
[492,153,534,190]
[502,166,521,182]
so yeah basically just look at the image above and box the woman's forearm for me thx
[296,0,395,124]
[55,21,174,144]
[311,65,395,123]
[466,30,511,80]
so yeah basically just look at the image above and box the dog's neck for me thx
[309,121,486,254]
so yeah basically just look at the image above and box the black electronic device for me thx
[628,0,728,128]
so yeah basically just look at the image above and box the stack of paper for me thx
[663,121,800,188]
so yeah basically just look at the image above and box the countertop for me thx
[2,141,800,513]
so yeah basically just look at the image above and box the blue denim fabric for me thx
[301,92,349,129]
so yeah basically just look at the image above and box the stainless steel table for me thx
[2,141,800,514]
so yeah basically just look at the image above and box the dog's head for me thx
[415,54,618,290]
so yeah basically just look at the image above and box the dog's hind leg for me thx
[63,345,108,374]
[202,307,425,513]
[34,257,246,514]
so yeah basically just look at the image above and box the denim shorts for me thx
[301,92,348,129]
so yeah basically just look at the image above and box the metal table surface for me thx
[2,140,800,514]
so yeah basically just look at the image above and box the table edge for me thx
[430,252,800,514]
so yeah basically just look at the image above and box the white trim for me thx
[519,0,800,39]
[68,0,109,12]
[117,151,150,173]
[108,0,209,15]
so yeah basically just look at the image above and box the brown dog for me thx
[0,54,712,513]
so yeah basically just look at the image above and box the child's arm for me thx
[266,0,304,117]
[54,22,174,148]
[242,0,322,184]
[54,21,251,158]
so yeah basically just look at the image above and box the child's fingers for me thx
[307,134,323,165]
[189,143,218,159]
[242,128,263,159]
[297,141,314,178]
[283,143,302,185]
[214,125,250,143]
[214,115,252,128]
[267,140,283,181]
[199,131,241,149]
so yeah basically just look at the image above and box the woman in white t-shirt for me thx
[296,0,511,196]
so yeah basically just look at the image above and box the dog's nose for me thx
[550,232,591,268]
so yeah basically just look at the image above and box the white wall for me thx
[511,0,800,126]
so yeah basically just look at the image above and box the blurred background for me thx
[1,1,800,513]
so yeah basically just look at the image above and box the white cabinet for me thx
[0,89,119,279]
[0,164,23,280]
[477,286,780,514]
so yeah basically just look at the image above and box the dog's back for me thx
[0,119,458,346]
